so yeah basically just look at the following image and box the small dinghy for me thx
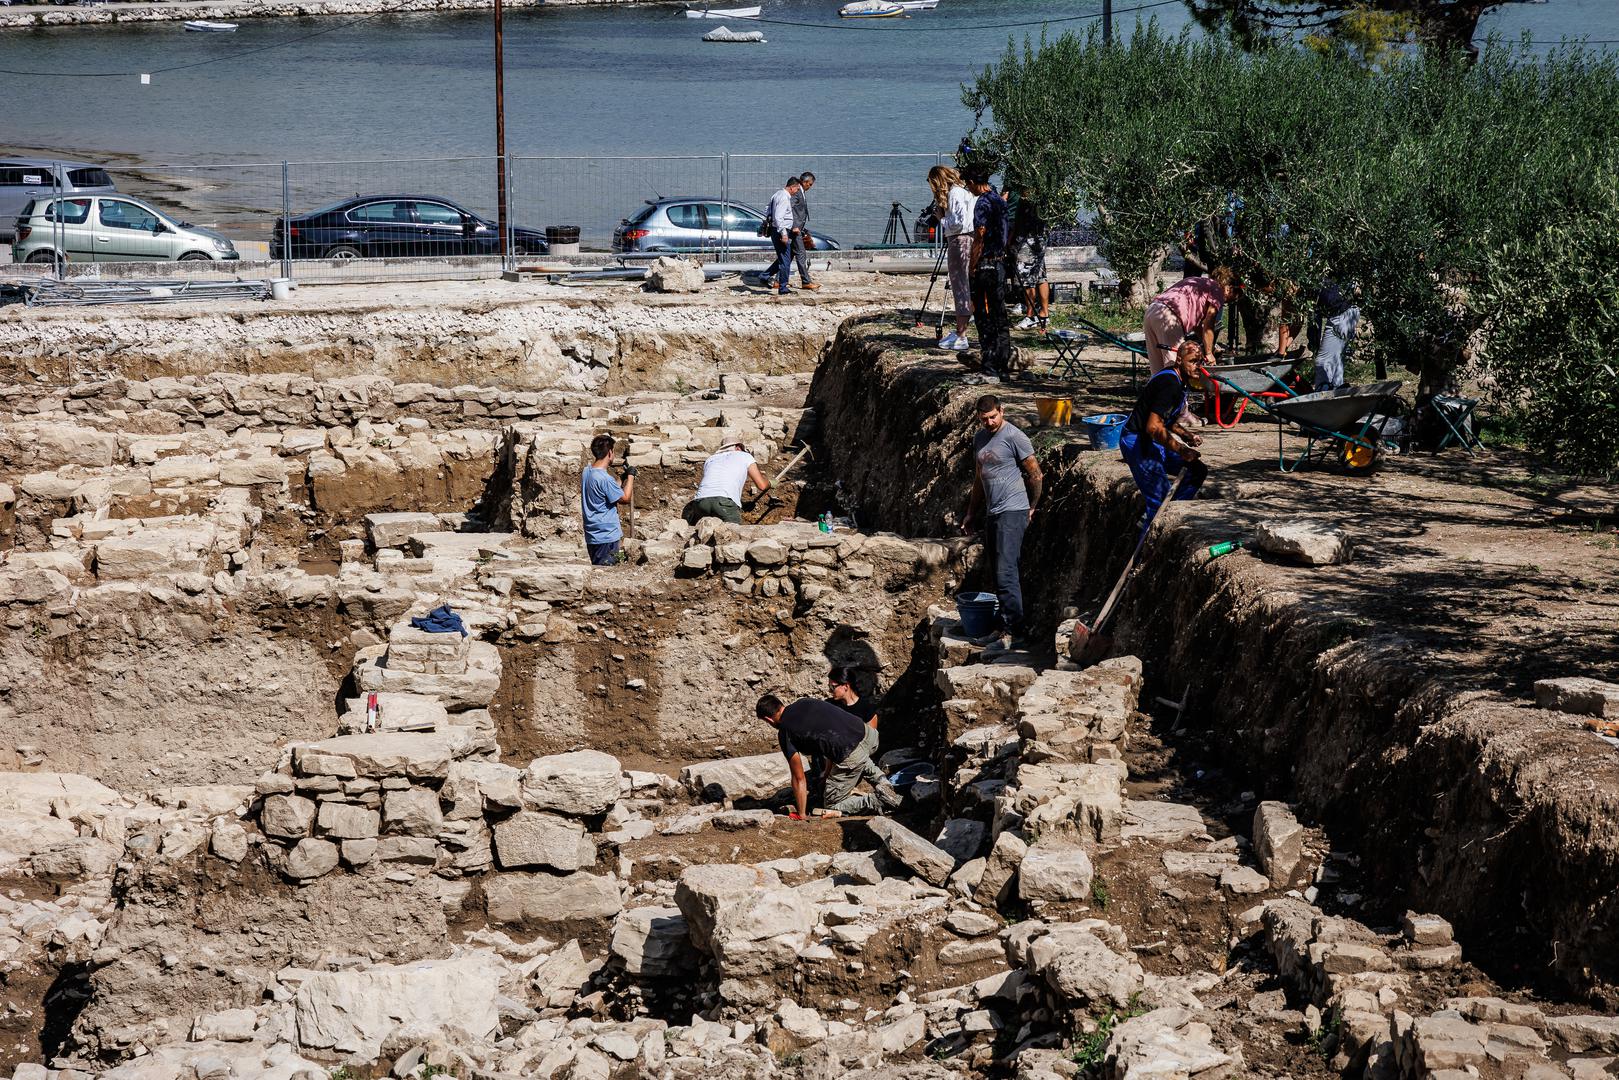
[183,19,238,30]
[839,0,903,15]
[685,5,761,17]
[703,23,767,41]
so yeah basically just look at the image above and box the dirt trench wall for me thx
[811,317,1619,996]
[1,294,875,393]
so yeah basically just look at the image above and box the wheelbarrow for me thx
[1265,380,1405,474]
[1191,356,1300,429]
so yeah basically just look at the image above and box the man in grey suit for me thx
[790,172,821,292]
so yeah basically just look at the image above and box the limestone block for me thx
[149,454,220,485]
[1402,911,1454,946]
[746,538,787,567]
[1017,841,1096,902]
[484,871,623,926]
[293,951,503,1060]
[387,623,472,667]
[681,546,714,571]
[522,750,622,816]
[294,751,359,779]
[316,801,380,841]
[260,794,317,840]
[1013,761,1126,843]
[365,512,442,549]
[1254,801,1304,885]
[1026,923,1145,1008]
[867,818,955,886]
[1547,1014,1619,1053]
[673,864,811,976]
[218,455,289,486]
[284,838,340,881]
[1534,676,1619,719]
[376,836,438,863]
[532,939,601,1008]
[494,811,590,871]
[610,906,699,977]
[934,818,988,866]
[94,531,208,579]
[0,567,73,605]
[355,640,502,710]
[1253,520,1352,565]
[443,759,523,813]
[209,822,250,864]
[680,754,790,801]
[382,787,444,837]
[294,730,474,781]
[339,692,448,734]
[1104,1006,1240,1078]
[31,836,120,878]
[975,830,1027,906]
[1405,1012,1488,1071]
[192,1008,258,1043]
[504,564,587,601]
[644,256,705,293]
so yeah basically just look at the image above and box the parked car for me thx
[269,195,548,260]
[612,197,840,253]
[0,158,116,242]
[11,194,239,264]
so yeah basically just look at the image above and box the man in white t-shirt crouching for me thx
[681,442,771,525]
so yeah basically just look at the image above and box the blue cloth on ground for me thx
[411,604,467,637]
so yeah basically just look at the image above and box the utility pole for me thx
[1102,0,1112,44]
[494,0,509,262]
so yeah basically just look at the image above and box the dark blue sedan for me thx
[269,194,548,261]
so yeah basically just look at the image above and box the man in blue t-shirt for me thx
[581,434,635,566]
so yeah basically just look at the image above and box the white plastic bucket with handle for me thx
[270,278,292,301]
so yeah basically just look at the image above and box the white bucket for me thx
[270,278,292,301]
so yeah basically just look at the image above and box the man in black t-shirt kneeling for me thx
[757,694,902,819]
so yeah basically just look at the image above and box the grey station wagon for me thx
[12,194,239,264]
[0,159,117,242]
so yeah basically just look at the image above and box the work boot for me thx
[874,781,903,811]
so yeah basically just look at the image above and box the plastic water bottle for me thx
[1207,540,1243,559]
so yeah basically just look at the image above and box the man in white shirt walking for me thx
[681,442,772,524]
[762,177,802,297]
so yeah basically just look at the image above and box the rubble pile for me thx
[672,517,951,603]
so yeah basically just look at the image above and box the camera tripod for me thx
[882,201,912,246]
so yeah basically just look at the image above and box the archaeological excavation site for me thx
[1,276,1617,1080]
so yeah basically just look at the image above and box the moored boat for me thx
[183,19,238,30]
[838,0,904,16]
[685,5,761,17]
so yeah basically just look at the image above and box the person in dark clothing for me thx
[757,694,900,819]
[1119,341,1208,540]
[827,664,880,728]
[1309,279,1360,390]
[964,167,1012,379]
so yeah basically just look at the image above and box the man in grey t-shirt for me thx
[961,394,1043,650]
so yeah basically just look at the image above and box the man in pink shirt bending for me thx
[1144,266,1238,376]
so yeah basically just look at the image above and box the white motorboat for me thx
[183,19,238,30]
[838,0,903,16]
[894,0,938,8]
[703,23,766,41]
[685,5,761,17]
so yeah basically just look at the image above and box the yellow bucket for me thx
[1035,397,1073,427]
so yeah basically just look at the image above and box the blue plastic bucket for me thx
[1082,413,1127,451]
[956,591,1000,639]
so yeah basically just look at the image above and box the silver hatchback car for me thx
[12,194,239,264]
[612,197,840,253]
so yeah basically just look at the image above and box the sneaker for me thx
[980,637,1011,657]
[950,336,971,352]
[874,781,904,811]
[971,630,1007,648]
[935,332,960,351]
[1015,316,1038,330]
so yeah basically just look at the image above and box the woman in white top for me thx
[928,164,977,353]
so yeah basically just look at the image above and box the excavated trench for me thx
[809,315,1619,1001]
[1,293,1617,1080]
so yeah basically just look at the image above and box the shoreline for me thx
[0,0,662,31]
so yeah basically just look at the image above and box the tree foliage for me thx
[1184,0,1504,60]
[962,29,1619,472]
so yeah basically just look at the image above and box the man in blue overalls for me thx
[1119,341,1208,539]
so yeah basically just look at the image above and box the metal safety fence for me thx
[2,152,952,285]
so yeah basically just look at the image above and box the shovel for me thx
[1069,472,1189,667]
[750,443,814,523]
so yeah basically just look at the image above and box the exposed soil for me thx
[812,314,1619,996]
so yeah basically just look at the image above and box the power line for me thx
[0,0,1182,78]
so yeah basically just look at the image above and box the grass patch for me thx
[1047,299,1138,335]
[1090,876,1111,909]
[1068,995,1149,1074]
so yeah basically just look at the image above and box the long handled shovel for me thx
[750,443,814,523]
[1069,472,1190,667]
